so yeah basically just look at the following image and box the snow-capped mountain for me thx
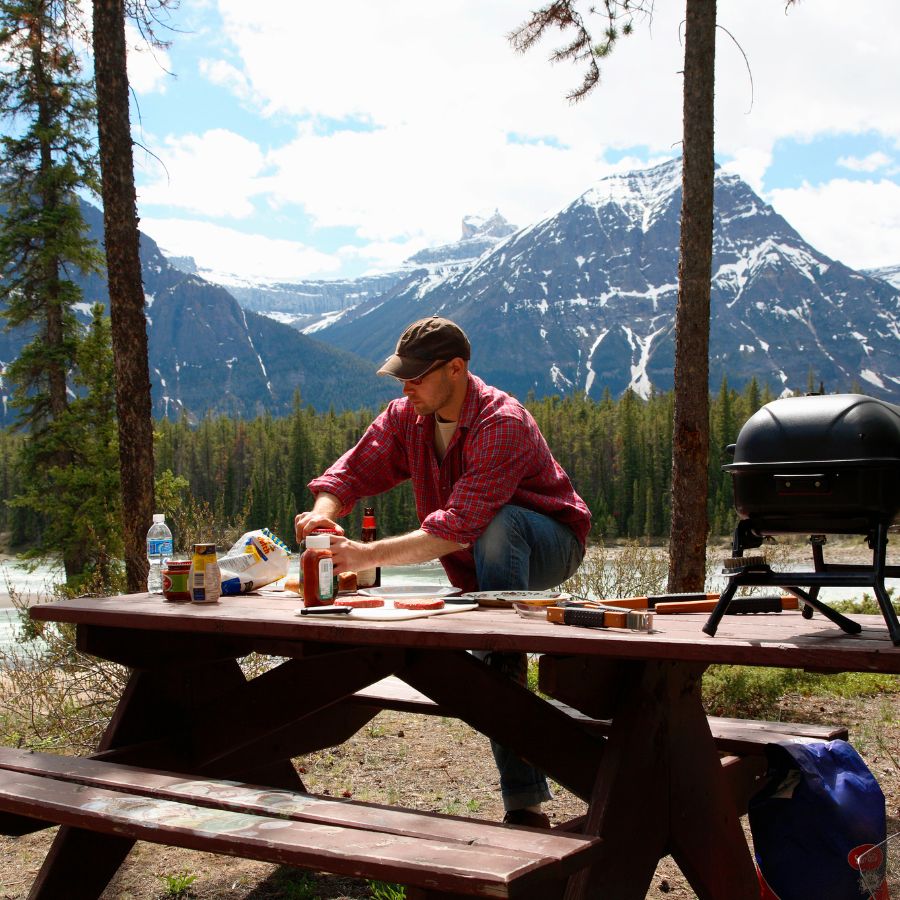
[404,211,517,267]
[169,213,518,331]
[866,264,900,291]
[312,159,900,403]
[0,202,397,424]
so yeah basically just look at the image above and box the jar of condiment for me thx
[162,560,192,602]
[191,543,221,604]
[302,533,334,607]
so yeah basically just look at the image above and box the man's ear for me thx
[447,358,467,378]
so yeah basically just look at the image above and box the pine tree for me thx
[55,305,123,586]
[0,0,103,582]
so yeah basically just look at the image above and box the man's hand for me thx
[327,535,373,575]
[294,511,344,542]
[295,493,344,543]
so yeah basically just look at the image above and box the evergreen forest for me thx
[0,377,775,555]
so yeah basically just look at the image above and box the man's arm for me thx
[296,495,464,572]
[328,529,466,576]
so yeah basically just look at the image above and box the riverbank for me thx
[0,537,895,610]
[0,554,64,609]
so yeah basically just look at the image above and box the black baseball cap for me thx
[377,316,471,380]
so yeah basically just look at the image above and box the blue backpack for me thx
[749,740,889,899]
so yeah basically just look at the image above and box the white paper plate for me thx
[358,584,461,601]
[458,589,567,607]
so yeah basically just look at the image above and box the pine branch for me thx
[508,0,651,102]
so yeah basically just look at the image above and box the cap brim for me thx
[376,355,436,380]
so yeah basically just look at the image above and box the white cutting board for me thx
[293,602,479,621]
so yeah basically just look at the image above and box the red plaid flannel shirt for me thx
[308,373,591,591]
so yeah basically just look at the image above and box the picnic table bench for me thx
[348,674,849,815]
[3,591,898,899]
[0,747,599,899]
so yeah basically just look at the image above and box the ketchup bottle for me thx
[301,533,334,607]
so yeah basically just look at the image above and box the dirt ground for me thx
[1,689,898,900]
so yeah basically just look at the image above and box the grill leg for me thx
[702,581,738,637]
[784,587,862,635]
[872,524,900,646]
[805,536,827,620]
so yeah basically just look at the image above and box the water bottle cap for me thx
[152,513,165,524]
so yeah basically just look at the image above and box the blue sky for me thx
[123,0,900,283]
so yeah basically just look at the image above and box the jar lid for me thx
[305,533,331,549]
[165,560,192,570]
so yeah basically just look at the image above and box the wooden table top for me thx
[30,591,900,674]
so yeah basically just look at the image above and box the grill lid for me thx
[731,394,900,467]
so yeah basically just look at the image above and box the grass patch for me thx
[369,882,406,900]
[703,665,900,719]
[829,592,897,616]
[160,871,198,898]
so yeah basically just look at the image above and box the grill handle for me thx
[774,472,830,495]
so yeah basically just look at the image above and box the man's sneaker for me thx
[502,808,551,829]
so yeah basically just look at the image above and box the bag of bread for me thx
[218,528,290,594]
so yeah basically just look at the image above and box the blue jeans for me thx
[472,505,584,811]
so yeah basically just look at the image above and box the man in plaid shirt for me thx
[295,316,591,827]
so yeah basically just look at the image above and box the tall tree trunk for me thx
[92,0,155,592]
[667,0,716,591]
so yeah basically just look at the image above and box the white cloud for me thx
[206,0,900,163]
[264,124,607,246]
[720,148,772,195]
[125,23,171,94]
[767,179,900,270]
[211,0,900,233]
[210,0,685,153]
[141,218,342,281]
[133,0,900,276]
[138,129,268,218]
[198,58,251,100]
[337,238,430,275]
[837,152,892,173]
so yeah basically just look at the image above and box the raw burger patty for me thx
[394,598,445,610]
[334,597,384,608]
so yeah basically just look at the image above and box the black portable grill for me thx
[702,393,900,645]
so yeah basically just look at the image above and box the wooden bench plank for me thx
[350,676,849,754]
[0,751,601,899]
[0,750,586,857]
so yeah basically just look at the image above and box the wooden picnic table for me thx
[16,591,900,899]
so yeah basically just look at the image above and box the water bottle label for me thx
[148,539,173,556]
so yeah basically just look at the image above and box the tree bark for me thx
[667,0,716,591]
[92,0,155,592]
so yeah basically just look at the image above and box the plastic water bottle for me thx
[146,514,173,593]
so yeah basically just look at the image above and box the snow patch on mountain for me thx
[865,264,900,290]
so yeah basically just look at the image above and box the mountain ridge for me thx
[0,202,397,424]
[308,159,900,403]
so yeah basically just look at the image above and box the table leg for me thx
[26,825,136,900]
[567,660,757,900]
[29,656,303,899]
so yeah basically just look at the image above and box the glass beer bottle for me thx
[356,506,381,588]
